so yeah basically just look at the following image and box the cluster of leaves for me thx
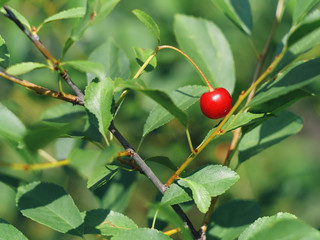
[0,0,320,239]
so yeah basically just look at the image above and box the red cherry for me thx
[200,88,232,119]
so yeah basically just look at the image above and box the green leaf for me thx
[87,165,119,190]
[83,209,137,235]
[222,112,269,132]
[133,48,157,72]
[95,170,137,213]
[143,85,207,137]
[181,178,211,213]
[249,88,312,114]
[90,210,137,236]
[0,34,10,68]
[145,156,177,171]
[0,218,29,240]
[68,144,120,180]
[89,39,130,81]
[0,103,26,144]
[23,123,70,152]
[93,0,120,24]
[174,14,235,94]
[162,165,239,206]
[132,9,161,42]
[238,111,303,163]
[201,112,269,145]
[211,0,252,35]
[62,60,105,80]
[112,228,172,240]
[4,7,31,31]
[239,212,320,240]
[38,7,85,30]
[249,58,320,108]
[41,102,86,123]
[16,182,83,235]
[208,200,261,240]
[5,62,48,76]
[84,78,114,143]
[62,0,119,57]
[117,79,188,128]
[276,10,320,71]
[292,0,319,25]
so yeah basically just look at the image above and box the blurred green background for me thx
[0,0,319,239]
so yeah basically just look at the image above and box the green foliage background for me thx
[0,0,319,239]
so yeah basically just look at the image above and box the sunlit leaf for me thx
[239,212,320,240]
[181,178,211,213]
[84,78,114,143]
[162,165,239,205]
[6,62,47,76]
[201,112,269,145]
[238,111,303,163]
[132,9,161,42]
[0,103,26,143]
[16,182,83,235]
[38,7,85,30]
[82,209,137,236]
[0,218,29,240]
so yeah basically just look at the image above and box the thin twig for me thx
[3,5,84,103]
[0,70,82,105]
[0,159,69,171]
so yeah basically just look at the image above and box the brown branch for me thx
[3,5,84,103]
[0,70,82,104]
[108,122,201,239]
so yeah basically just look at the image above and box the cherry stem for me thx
[158,45,214,91]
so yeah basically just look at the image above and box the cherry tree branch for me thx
[3,5,84,104]
[0,70,81,104]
